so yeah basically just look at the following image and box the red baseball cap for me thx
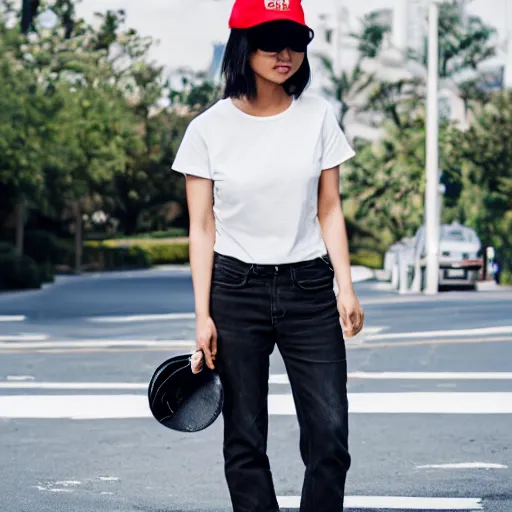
[228,0,310,30]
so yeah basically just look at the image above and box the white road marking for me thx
[269,372,512,384]
[348,372,512,380]
[417,462,508,469]
[35,486,72,493]
[0,339,195,350]
[0,334,49,341]
[11,370,512,389]
[0,328,387,350]
[98,476,119,482]
[0,382,148,390]
[270,393,512,414]
[1,393,512,418]
[368,325,512,341]
[6,375,35,381]
[0,315,25,322]
[87,313,195,323]
[278,495,483,510]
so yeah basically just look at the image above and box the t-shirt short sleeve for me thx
[321,105,356,170]
[171,119,212,179]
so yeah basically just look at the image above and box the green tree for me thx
[316,55,373,132]
[0,22,51,254]
[343,114,428,244]
[351,10,391,59]
[169,70,221,115]
[359,77,424,129]
[80,10,190,234]
[434,1,497,79]
[443,91,512,274]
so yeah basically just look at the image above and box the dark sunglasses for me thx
[248,22,314,53]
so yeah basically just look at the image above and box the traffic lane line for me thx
[0,335,511,354]
[367,326,512,341]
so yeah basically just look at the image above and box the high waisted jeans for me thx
[209,252,351,512]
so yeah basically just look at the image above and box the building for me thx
[304,0,509,141]
[207,42,226,85]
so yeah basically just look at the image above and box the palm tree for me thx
[316,54,374,132]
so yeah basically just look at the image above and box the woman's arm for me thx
[186,175,217,369]
[318,166,364,336]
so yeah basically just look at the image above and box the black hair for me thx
[221,28,311,100]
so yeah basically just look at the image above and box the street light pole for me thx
[424,0,441,295]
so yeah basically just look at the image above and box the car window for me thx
[441,228,468,242]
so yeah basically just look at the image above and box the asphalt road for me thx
[1,268,511,512]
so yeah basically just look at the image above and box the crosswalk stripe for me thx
[3,371,512,389]
[0,315,25,322]
[86,313,196,323]
[1,393,512,418]
[368,325,512,340]
[270,393,512,414]
[277,495,483,510]
[417,462,507,469]
[0,334,49,342]
[269,372,512,383]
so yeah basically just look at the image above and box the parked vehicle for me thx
[412,221,483,289]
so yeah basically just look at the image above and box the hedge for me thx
[0,253,43,290]
[350,250,383,270]
[86,239,189,265]
[82,244,152,270]
[0,242,15,254]
[13,231,152,272]
[86,228,187,241]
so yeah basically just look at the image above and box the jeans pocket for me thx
[212,262,250,289]
[292,260,335,291]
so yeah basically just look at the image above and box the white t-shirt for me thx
[172,93,355,264]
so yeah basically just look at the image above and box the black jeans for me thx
[210,252,351,512]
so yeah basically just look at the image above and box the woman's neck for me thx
[234,80,292,117]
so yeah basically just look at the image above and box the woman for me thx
[172,1,364,510]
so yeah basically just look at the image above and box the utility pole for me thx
[424,0,441,295]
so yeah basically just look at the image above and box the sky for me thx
[73,0,511,74]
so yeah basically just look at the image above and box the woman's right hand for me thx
[194,315,218,372]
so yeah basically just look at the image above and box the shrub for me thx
[148,229,188,239]
[350,250,383,269]
[84,240,189,265]
[82,245,152,270]
[39,261,56,284]
[85,228,188,241]
[500,270,512,286]
[0,242,15,254]
[0,253,42,291]
[142,243,189,264]
[24,230,72,265]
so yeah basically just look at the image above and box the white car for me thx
[413,222,483,289]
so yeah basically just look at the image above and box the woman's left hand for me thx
[337,290,364,337]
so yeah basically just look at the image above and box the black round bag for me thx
[148,352,224,432]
